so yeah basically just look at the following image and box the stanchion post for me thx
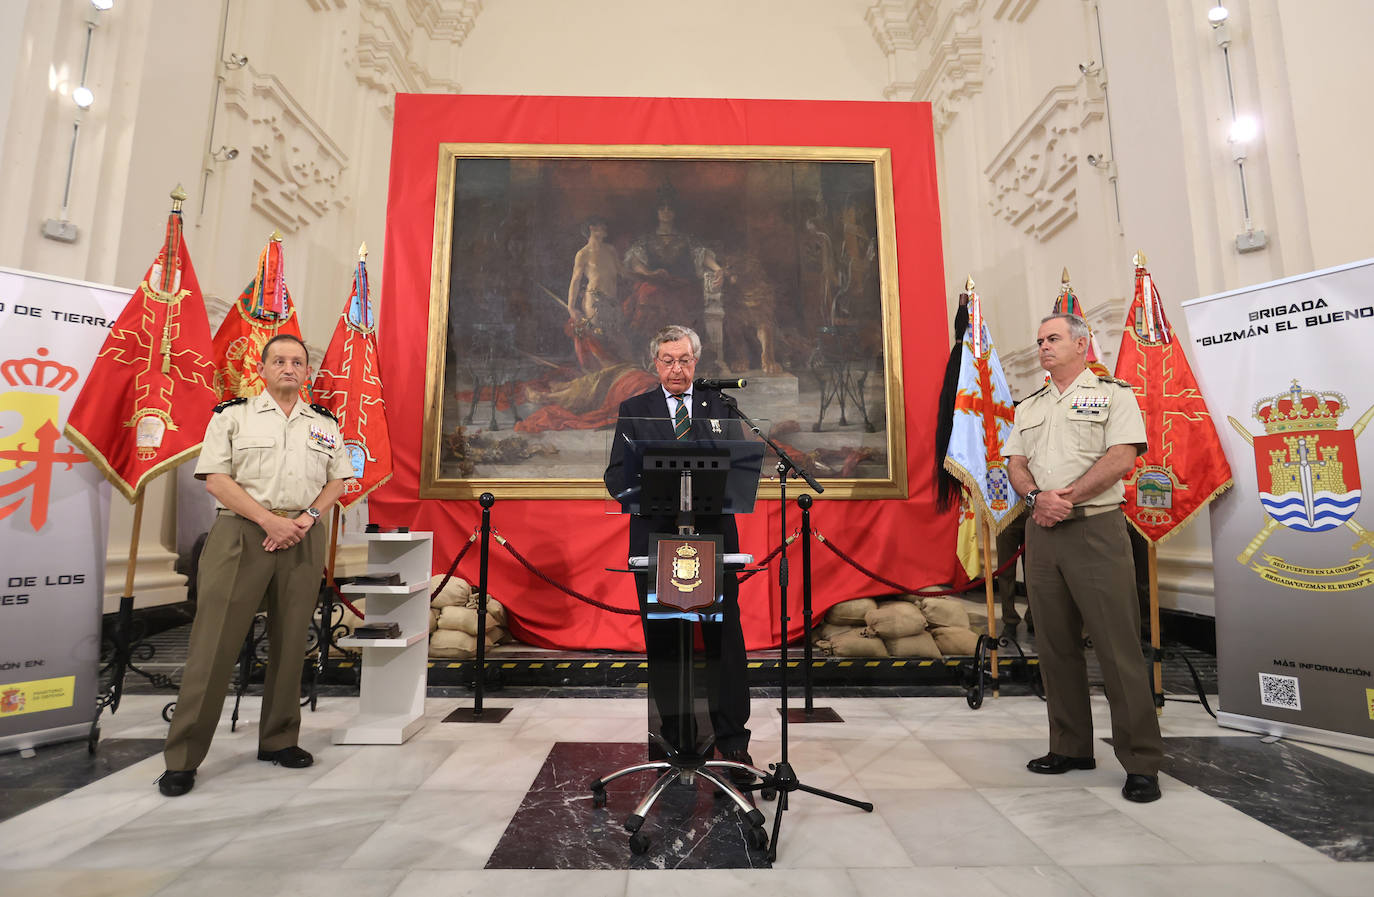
[785,494,842,723]
[443,492,511,724]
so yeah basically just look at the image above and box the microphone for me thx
[693,377,748,390]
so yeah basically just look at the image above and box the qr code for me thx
[1259,673,1301,710]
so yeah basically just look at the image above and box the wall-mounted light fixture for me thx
[43,0,113,243]
[1209,4,1266,253]
[210,145,239,161]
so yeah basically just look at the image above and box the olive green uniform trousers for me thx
[163,514,325,772]
[1025,508,1163,776]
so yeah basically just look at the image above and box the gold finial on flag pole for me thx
[170,184,187,212]
[358,242,368,260]
[270,230,284,242]
[964,275,975,292]
[1061,267,1071,285]
[1133,249,1147,268]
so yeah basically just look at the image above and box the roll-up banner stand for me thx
[0,267,128,753]
[1183,258,1374,753]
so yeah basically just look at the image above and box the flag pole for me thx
[1148,540,1163,715]
[978,507,999,697]
[110,491,146,715]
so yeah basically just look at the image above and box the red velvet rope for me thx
[430,531,479,600]
[496,532,640,616]
[814,529,1024,597]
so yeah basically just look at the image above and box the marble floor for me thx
[2,691,1372,897]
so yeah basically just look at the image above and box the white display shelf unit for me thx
[332,531,432,745]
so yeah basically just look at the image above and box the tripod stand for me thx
[717,391,873,860]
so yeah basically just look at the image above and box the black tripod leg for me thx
[791,781,874,811]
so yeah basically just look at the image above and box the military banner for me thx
[0,267,128,752]
[1183,258,1374,751]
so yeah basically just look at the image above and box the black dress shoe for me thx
[1122,773,1161,802]
[258,746,314,768]
[157,769,195,797]
[1026,752,1096,774]
[721,748,757,786]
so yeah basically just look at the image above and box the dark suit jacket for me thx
[603,387,741,556]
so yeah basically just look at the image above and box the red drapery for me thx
[374,94,958,651]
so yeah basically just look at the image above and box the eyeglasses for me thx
[655,356,697,370]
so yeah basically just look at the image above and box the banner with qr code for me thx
[1184,259,1374,749]
[0,267,125,752]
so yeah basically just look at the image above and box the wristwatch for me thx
[305,507,321,520]
[1026,489,1041,509]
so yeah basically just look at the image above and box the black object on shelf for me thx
[349,572,403,587]
[352,622,402,639]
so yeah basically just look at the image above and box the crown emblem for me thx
[1,347,79,391]
[1253,380,1347,434]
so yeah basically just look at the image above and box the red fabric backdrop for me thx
[374,94,958,651]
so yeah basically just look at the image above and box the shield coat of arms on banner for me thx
[1229,381,1374,591]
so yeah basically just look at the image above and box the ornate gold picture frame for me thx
[420,143,905,500]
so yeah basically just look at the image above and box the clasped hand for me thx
[262,514,312,551]
[1031,487,1074,527]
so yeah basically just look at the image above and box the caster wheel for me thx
[746,825,768,851]
[761,786,776,801]
[591,789,607,808]
[628,831,650,855]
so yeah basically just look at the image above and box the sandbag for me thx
[824,597,877,625]
[428,628,496,659]
[437,605,500,636]
[931,626,981,657]
[818,627,889,657]
[920,596,971,629]
[862,601,927,639]
[811,621,861,642]
[883,631,942,659]
[430,574,472,609]
[429,608,439,634]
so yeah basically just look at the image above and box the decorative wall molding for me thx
[353,0,481,107]
[1001,294,1128,398]
[984,82,1104,242]
[867,0,983,131]
[990,0,1039,23]
[224,71,352,234]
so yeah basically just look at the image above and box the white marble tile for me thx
[524,696,652,719]
[1065,862,1326,897]
[151,867,405,897]
[514,715,647,743]
[199,789,407,868]
[418,736,555,791]
[744,739,861,793]
[310,741,456,790]
[982,787,1192,866]
[1155,698,1227,737]
[0,789,163,868]
[390,868,629,897]
[61,785,297,868]
[628,867,858,897]
[1,867,180,897]
[756,791,910,868]
[1280,861,1374,896]
[833,736,969,790]
[1089,781,1328,863]
[850,864,1094,897]
[901,702,1049,740]
[343,788,527,870]
[866,787,1052,867]
[924,738,1126,789]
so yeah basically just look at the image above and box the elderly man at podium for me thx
[603,324,754,783]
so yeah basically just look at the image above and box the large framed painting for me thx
[420,143,905,500]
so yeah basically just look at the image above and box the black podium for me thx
[593,428,770,855]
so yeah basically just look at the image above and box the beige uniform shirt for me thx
[195,392,354,511]
[1004,368,1147,509]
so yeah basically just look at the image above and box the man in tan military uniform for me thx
[159,334,353,797]
[1005,313,1164,803]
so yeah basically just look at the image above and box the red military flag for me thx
[212,232,306,400]
[1114,255,1233,542]
[1051,268,1112,378]
[311,244,392,509]
[65,186,217,501]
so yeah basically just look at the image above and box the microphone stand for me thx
[714,388,873,861]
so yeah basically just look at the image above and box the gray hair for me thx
[648,324,701,362]
[1040,312,1090,341]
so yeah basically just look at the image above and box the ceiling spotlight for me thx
[72,85,94,109]
[1228,116,1259,145]
[1086,153,1107,167]
[211,145,240,161]
[224,53,248,69]
[1078,60,1101,76]
[1207,5,1229,26]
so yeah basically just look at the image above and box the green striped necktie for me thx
[672,394,690,439]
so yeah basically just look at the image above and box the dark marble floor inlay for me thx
[1161,736,1374,861]
[485,741,771,870]
[0,737,164,823]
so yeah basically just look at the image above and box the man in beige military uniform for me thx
[159,334,353,797]
[1005,313,1164,803]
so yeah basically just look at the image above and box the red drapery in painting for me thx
[374,94,958,651]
